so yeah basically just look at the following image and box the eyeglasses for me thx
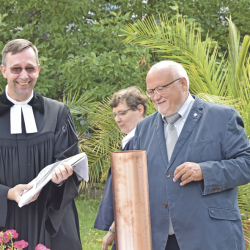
[146,78,181,97]
[111,108,132,118]
[7,66,38,74]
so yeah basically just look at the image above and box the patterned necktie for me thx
[165,113,181,161]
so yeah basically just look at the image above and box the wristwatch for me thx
[109,227,115,234]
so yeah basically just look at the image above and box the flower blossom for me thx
[1,232,10,243]
[6,229,19,239]
[35,243,51,250]
[14,240,29,249]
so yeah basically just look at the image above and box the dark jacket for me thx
[133,95,250,250]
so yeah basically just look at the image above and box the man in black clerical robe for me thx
[0,39,82,249]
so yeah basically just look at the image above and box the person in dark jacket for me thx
[94,86,148,250]
[134,60,250,250]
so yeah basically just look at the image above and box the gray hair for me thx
[150,60,189,88]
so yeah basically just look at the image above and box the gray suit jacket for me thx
[133,95,250,250]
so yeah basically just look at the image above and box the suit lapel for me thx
[155,112,169,167]
[167,96,204,170]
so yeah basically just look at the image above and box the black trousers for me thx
[165,235,180,250]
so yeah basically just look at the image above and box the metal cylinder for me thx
[111,150,152,250]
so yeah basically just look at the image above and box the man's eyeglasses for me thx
[7,66,38,74]
[146,78,181,97]
[111,108,133,118]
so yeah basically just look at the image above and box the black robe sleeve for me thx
[0,185,10,227]
[94,137,134,230]
[45,105,82,237]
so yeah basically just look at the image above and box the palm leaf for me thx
[121,14,228,98]
[79,98,123,183]
[226,17,250,103]
[63,89,95,117]
[196,93,240,109]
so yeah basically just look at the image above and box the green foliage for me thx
[79,98,124,183]
[62,89,96,132]
[0,0,153,101]
[241,102,250,141]
[121,14,250,132]
[146,0,250,54]
[121,14,226,96]
[1,0,249,103]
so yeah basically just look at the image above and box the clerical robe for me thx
[0,91,82,250]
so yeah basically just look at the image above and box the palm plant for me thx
[62,89,95,118]
[62,89,97,187]
[79,98,123,183]
[121,15,250,113]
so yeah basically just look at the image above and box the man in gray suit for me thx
[134,60,250,250]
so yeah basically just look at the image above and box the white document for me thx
[18,152,88,208]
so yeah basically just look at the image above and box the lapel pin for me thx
[194,112,198,117]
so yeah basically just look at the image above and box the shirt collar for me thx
[162,93,194,122]
[0,86,44,116]
[177,93,194,119]
[122,127,136,149]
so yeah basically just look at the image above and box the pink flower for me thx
[12,232,19,239]
[35,243,50,250]
[5,229,19,239]
[14,240,28,249]
[2,232,10,242]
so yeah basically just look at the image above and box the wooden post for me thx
[111,150,152,250]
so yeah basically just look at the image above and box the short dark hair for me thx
[1,39,39,67]
[110,86,148,117]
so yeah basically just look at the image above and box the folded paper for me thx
[18,152,88,207]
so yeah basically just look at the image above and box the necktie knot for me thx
[165,113,181,125]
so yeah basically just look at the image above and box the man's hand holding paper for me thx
[51,162,74,185]
[7,183,33,203]
[9,162,78,206]
[18,152,88,208]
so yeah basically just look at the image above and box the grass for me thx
[75,194,107,250]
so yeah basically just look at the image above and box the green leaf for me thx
[90,52,96,58]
